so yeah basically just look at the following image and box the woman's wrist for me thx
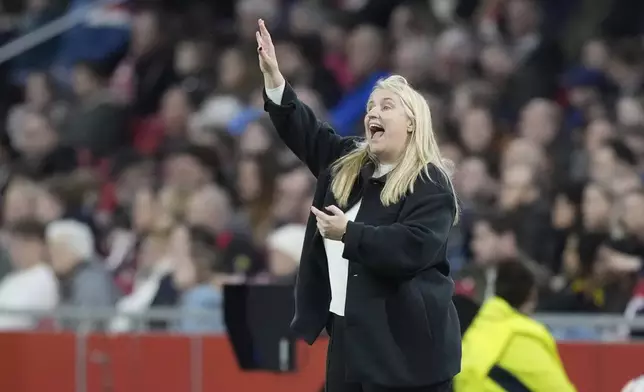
[263,72,285,90]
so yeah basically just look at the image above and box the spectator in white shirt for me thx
[0,219,59,330]
[47,220,118,331]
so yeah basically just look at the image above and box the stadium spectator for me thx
[0,219,58,330]
[175,237,226,334]
[46,219,117,308]
[0,0,639,352]
[456,260,576,392]
[263,224,306,285]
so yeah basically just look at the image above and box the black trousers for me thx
[325,315,453,392]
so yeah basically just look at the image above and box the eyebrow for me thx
[367,97,396,108]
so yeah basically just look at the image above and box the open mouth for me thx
[369,124,385,140]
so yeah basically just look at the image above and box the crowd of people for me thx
[0,0,642,338]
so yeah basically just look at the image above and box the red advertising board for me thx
[0,333,642,392]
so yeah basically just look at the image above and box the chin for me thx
[368,145,385,156]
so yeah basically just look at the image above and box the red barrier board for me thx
[0,333,643,392]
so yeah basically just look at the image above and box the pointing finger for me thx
[325,205,343,216]
[310,206,329,219]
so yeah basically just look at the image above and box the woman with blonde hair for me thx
[257,20,460,392]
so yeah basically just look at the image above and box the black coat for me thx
[264,83,461,387]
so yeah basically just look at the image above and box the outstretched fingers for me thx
[259,19,271,41]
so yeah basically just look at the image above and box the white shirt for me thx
[325,164,392,315]
[0,263,59,330]
[266,84,393,315]
[109,258,173,333]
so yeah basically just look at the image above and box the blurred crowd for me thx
[0,0,642,338]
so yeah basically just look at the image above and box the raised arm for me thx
[256,19,352,177]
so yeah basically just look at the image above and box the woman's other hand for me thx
[311,205,348,241]
[256,19,285,88]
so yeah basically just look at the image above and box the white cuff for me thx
[265,83,286,105]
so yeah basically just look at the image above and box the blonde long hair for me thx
[330,75,459,223]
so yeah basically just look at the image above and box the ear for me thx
[407,120,413,133]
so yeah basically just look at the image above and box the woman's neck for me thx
[374,162,394,177]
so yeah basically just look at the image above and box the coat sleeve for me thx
[341,176,455,278]
[263,82,355,177]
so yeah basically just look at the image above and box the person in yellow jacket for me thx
[455,260,577,392]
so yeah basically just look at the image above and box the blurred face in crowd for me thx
[239,121,274,156]
[71,65,100,97]
[450,85,473,123]
[185,186,232,234]
[16,112,57,158]
[161,88,192,135]
[552,193,576,230]
[267,248,298,277]
[582,183,611,231]
[455,157,492,201]
[236,0,279,40]
[347,25,383,80]
[499,165,537,210]
[389,5,415,43]
[236,158,261,203]
[3,182,38,224]
[47,238,79,275]
[519,99,559,146]
[35,189,64,224]
[273,167,314,224]
[322,23,347,55]
[365,88,412,164]
[115,161,154,206]
[288,3,321,36]
[621,192,644,235]
[8,234,44,269]
[164,154,208,193]
[584,120,613,152]
[582,39,608,70]
[460,107,494,154]
[616,97,644,127]
[175,41,203,76]
[274,41,306,81]
[590,145,625,183]
[219,48,251,93]
[439,142,463,167]
[433,28,474,83]
[505,0,539,39]
[131,11,159,56]
[471,221,499,265]
[393,38,432,86]
[25,72,52,109]
[480,45,514,80]
[502,138,545,173]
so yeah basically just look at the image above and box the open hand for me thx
[311,205,348,241]
[256,19,279,77]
